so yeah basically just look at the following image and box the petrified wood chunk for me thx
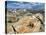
[13,16,41,33]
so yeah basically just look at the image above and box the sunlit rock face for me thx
[6,1,45,34]
[6,8,45,34]
[13,16,41,33]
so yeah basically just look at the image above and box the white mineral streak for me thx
[33,13,43,22]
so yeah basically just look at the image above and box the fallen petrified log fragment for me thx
[13,16,41,33]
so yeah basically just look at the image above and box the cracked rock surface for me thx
[6,9,45,34]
